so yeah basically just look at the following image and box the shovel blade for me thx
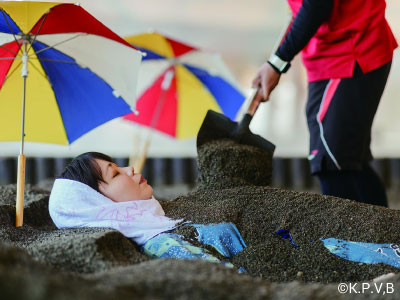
[197,110,237,147]
[197,110,275,152]
[238,130,276,152]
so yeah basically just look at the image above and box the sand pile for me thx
[165,186,400,282]
[0,139,399,299]
[197,139,273,188]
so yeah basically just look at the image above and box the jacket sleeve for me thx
[276,0,334,62]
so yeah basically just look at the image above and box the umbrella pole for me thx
[134,138,150,173]
[134,70,174,173]
[16,42,28,227]
[129,132,141,168]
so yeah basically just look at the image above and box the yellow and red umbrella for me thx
[123,32,245,139]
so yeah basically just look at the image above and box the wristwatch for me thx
[267,54,291,74]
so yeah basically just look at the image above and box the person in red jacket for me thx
[253,0,397,207]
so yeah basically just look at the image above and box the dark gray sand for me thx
[197,139,273,188]
[0,139,399,299]
[5,240,397,300]
[165,186,400,283]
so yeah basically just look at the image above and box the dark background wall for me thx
[1,157,399,198]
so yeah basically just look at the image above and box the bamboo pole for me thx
[15,154,26,227]
[16,40,28,227]
[130,69,174,173]
[129,132,141,168]
[134,139,150,173]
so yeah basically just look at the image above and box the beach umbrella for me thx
[123,32,244,170]
[0,1,142,226]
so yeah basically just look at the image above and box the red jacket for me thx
[288,0,398,82]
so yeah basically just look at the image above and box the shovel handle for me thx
[246,15,293,117]
[246,88,261,116]
[237,88,261,131]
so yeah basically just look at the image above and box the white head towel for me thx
[49,178,183,245]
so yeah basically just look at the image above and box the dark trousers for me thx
[306,61,392,207]
[317,163,388,207]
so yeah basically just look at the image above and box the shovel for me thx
[197,88,275,152]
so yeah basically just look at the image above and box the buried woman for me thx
[49,152,400,281]
[49,152,247,270]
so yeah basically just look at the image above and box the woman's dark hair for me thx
[59,152,113,192]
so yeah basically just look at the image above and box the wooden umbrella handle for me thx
[134,139,150,174]
[16,154,26,227]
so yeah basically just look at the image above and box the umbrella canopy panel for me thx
[0,2,142,144]
[0,42,67,144]
[124,32,245,139]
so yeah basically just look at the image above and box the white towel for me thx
[49,178,183,245]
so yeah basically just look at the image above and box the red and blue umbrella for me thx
[0,1,142,226]
[0,1,142,144]
[123,32,245,139]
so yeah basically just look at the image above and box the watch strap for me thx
[268,54,290,73]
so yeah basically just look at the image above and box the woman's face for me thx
[96,159,153,202]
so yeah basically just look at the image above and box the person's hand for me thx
[252,62,281,103]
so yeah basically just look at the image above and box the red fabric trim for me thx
[166,37,196,57]
[318,79,340,122]
[124,67,177,137]
[0,41,20,89]
[29,4,135,49]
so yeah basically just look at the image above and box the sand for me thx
[166,186,400,283]
[197,139,273,188]
[0,139,399,299]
